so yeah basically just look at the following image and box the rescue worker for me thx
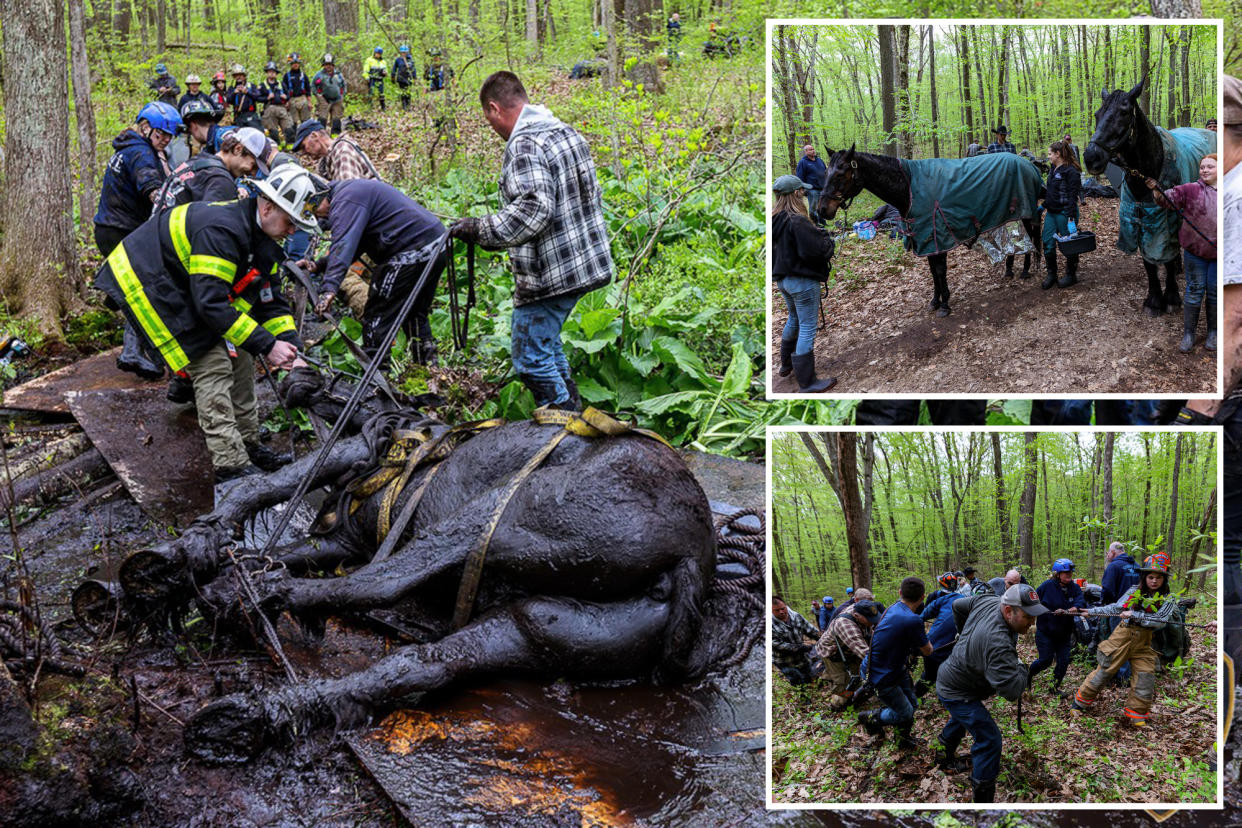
[926,572,959,606]
[174,99,220,161]
[816,600,879,709]
[818,596,835,631]
[283,53,314,125]
[313,54,347,135]
[364,46,387,110]
[228,65,263,130]
[1070,554,1179,727]
[917,584,961,697]
[425,48,453,92]
[1027,558,1086,693]
[301,177,447,366]
[92,164,321,480]
[935,584,1044,802]
[392,45,416,110]
[259,61,294,147]
[94,102,182,380]
[208,71,230,116]
[858,577,932,750]
[447,72,613,409]
[179,74,213,112]
[149,62,180,105]
[772,596,820,686]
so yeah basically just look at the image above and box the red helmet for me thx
[213,71,227,82]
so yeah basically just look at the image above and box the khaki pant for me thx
[288,95,312,124]
[261,105,293,139]
[1073,623,1160,722]
[317,98,344,126]
[186,343,258,470]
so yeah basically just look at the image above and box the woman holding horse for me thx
[1146,153,1218,353]
[1041,141,1083,290]
[771,174,836,392]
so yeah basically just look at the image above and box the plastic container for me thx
[1056,229,1096,256]
[853,220,877,241]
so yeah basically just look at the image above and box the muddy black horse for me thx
[88,370,761,763]
[1083,77,1215,316]
[815,144,1044,317]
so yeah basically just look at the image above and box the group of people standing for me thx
[772,545,1195,803]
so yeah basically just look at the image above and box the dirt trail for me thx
[771,200,1216,395]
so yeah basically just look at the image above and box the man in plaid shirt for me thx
[449,72,613,409]
[771,596,820,685]
[816,599,879,707]
[987,125,1016,154]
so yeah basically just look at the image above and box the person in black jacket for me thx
[1041,140,1082,289]
[1027,558,1086,693]
[771,174,835,392]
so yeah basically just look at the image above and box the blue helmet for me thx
[823,596,833,604]
[374,46,384,53]
[846,587,854,595]
[1052,558,1075,573]
[399,44,410,53]
[137,101,183,135]
[155,62,168,74]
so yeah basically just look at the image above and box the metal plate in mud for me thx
[66,386,213,526]
[5,348,155,413]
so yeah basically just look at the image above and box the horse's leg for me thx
[1004,253,1016,279]
[1021,218,1037,278]
[183,592,674,763]
[930,253,950,317]
[1164,258,1183,310]
[1143,260,1164,316]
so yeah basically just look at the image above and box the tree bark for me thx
[991,433,1009,554]
[0,0,76,339]
[928,26,940,158]
[774,28,799,171]
[69,0,98,250]
[835,434,872,591]
[996,25,1010,131]
[322,0,361,88]
[1150,0,1203,16]
[1100,431,1115,579]
[1165,434,1184,561]
[896,25,912,158]
[1139,27,1152,116]
[1017,433,1038,568]
[526,0,538,47]
[878,25,898,157]
[959,29,974,152]
[1141,433,1153,548]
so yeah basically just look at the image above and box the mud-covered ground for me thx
[770,199,1217,395]
[772,620,1219,806]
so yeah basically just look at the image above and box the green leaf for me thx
[651,335,710,383]
[634,390,710,416]
[720,342,752,396]
[578,308,622,339]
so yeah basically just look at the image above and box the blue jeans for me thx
[284,229,311,261]
[511,292,581,406]
[1029,628,1072,683]
[1183,249,1216,306]
[938,695,1002,783]
[876,676,917,726]
[1041,210,1071,255]
[776,276,819,355]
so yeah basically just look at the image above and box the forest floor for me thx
[769,198,1216,396]
[771,621,1219,805]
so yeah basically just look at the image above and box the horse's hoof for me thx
[1004,270,1015,279]
[936,307,951,318]
[1019,270,1031,279]
[184,693,272,764]
[1143,305,1161,318]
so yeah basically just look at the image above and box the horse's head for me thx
[818,144,863,220]
[1085,76,1147,175]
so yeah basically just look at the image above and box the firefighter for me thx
[259,61,295,146]
[92,164,324,481]
[228,65,263,130]
[282,53,314,124]
[364,46,387,110]
[392,45,415,110]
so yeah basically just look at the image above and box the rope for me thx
[0,599,84,677]
[709,508,765,670]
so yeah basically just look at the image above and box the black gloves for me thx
[448,217,483,244]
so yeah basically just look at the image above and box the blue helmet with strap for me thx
[399,44,410,53]
[137,101,183,135]
[1052,558,1075,573]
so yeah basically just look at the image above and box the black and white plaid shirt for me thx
[988,140,1016,154]
[478,105,614,306]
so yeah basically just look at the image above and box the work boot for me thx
[1206,295,1217,351]
[970,777,996,803]
[1057,254,1078,288]
[791,352,837,393]
[933,738,970,773]
[857,710,884,737]
[1041,252,1058,290]
[331,118,343,135]
[523,376,574,410]
[1069,698,1087,717]
[167,374,195,405]
[894,727,922,751]
[412,338,439,366]
[284,126,296,146]
[214,463,262,483]
[245,441,292,472]
[1180,303,1201,353]
[778,337,796,378]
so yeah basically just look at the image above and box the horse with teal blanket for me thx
[815,145,1044,317]
[1084,77,1216,316]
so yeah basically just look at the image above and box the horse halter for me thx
[827,159,861,212]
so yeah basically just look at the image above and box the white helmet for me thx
[248,163,327,233]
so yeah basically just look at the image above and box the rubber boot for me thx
[933,737,970,773]
[778,337,795,378]
[1206,295,1217,352]
[791,352,836,393]
[332,118,343,135]
[1041,252,1057,290]
[971,777,996,803]
[894,726,921,751]
[1057,254,1078,288]
[1180,303,1201,353]
[857,710,884,737]
[522,375,572,409]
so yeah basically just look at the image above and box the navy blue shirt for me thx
[1035,577,1086,638]
[795,156,828,191]
[867,602,928,687]
[921,592,961,652]
[282,69,311,98]
[1101,553,1140,605]
[94,129,166,232]
[818,604,834,630]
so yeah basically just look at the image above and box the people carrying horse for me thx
[988,125,1015,154]
[916,584,961,698]
[771,174,836,392]
[1041,140,1083,289]
[1027,558,1086,695]
[1069,553,1179,728]
[858,578,931,752]
[1145,153,1218,353]
[772,596,821,686]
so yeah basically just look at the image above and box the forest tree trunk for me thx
[928,27,940,158]
[1165,434,1184,560]
[959,30,974,151]
[991,433,1009,554]
[836,434,873,591]
[1017,433,1038,568]
[878,25,897,157]
[69,0,97,249]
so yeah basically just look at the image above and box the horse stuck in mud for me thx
[815,144,1044,317]
[72,369,764,764]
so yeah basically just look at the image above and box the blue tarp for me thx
[900,153,1044,258]
[1117,126,1215,263]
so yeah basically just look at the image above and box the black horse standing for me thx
[1084,77,1198,316]
[815,145,1041,317]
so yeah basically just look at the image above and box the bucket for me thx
[853,221,877,241]
[1056,230,1096,256]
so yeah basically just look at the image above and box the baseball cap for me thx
[233,127,270,175]
[852,600,881,622]
[773,174,814,194]
[292,119,326,152]
[1001,584,1048,616]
